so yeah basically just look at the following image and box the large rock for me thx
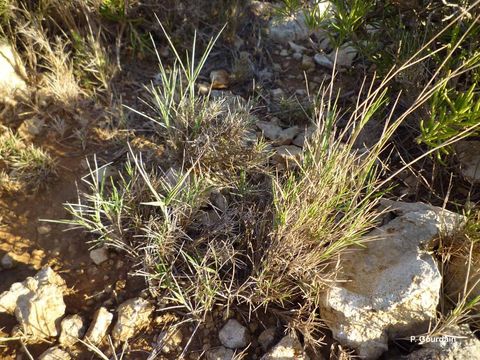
[258,327,277,351]
[219,319,250,349]
[0,267,66,339]
[85,307,113,345]
[406,325,480,360]
[0,42,27,96]
[261,333,309,360]
[112,297,154,342]
[320,201,465,359]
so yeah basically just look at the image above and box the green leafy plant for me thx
[328,0,375,45]
[419,80,480,160]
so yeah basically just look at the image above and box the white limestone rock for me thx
[320,201,465,359]
[85,307,113,345]
[0,42,27,96]
[112,297,154,342]
[59,314,86,347]
[261,333,309,359]
[0,267,66,339]
[38,347,71,360]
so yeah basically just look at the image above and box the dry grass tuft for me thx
[0,127,57,192]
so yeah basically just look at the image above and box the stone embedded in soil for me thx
[405,325,480,360]
[206,346,235,360]
[267,11,310,44]
[15,283,66,338]
[85,307,113,345]
[260,333,309,360]
[314,43,358,69]
[258,327,277,351]
[1,253,14,269]
[159,327,184,354]
[37,224,52,235]
[38,347,71,360]
[277,126,300,145]
[18,117,45,140]
[330,44,358,67]
[112,297,154,342]
[59,314,86,347]
[210,69,230,90]
[272,145,303,167]
[454,140,480,183]
[271,88,285,100]
[288,41,307,54]
[89,246,109,265]
[0,267,66,339]
[301,55,316,72]
[219,319,250,349]
[313,53,334,69]
[256,120,283,140]
[320,200,465,359]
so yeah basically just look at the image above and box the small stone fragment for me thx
[38,347,71,360]
[268,12,310,44]
[277,126,300,145]
[210,70,230,90]
[271,88,285,100]
[160,327,183,354]
[206,346,235,360]
[59,314,86,347]
[272,145,303,167]
[89,247,109,265]
[112,297,154,342]
[332,44,357,67]
[219,319,250,349]
[314,53,334,69]
[1,253,14,269]
[288,41,307,54]
[261,333,308,359]
[256,120,283,140]
[301,55,315,72]
[258,327,277,351]
[37,224,52,235]
[85,307,113,345]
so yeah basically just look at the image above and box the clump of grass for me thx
[0,128,57,192]
[56,5,480,355]
[129,25,268,186]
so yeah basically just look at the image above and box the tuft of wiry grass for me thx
[128,23,268,187]
[0,128,57,192]
[55,4,480,354]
